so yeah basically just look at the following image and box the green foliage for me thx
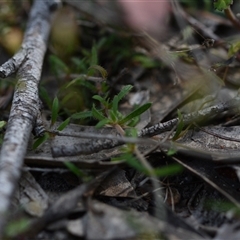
[228,41,240,57]
[113,152,146,172]
[33,132,49,150]
[73,84,151,129]
[93,85,151,128]
[92,95,109,107]
[91,44,98,66]
[113,152,182,177]
[6,218,30,238]
[71,111,92,120]
[57,117,70,131]
[0,121,6,145]
[99,33,134,72]
[213,0,233,11]
[39,86,52,110]
[33,96,69,149]
[51,97,59,126]
[119,103,152,125]
[172,110,184,140]
[133,55,161,68]
[64,161,84,177]
[114,85,133,106]
[88,65,108,79]
[66,76,96,92]
[154,164,183,177]
[167,147,177,156]
[49,54,69,76]
[92,104,106,121]
[0,121,6,129]
[180,0,212,10]
[86,44,99,76]
[64,161,92,182]
[71,57,88,73]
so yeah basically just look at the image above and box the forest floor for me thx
[1,1,240,239]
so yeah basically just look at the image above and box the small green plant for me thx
[49,54,70,76]
[33,96,63,150]
[213,0,233,11]
[71,84,152,130]
[112,128,182,177]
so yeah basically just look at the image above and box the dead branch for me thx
[0,0,61,234]
[139,98,240,137]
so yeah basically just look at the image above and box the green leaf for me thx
[112,153,147,173]
[109,109,118,122]
[78,79,96,92]
[88,65,108,79]
[49,54,69,75]
[71,57,88,72]
[39,86,52,110]
[213,0,233,11]
[92,105,106,121]
[33,133,49,150]
[133,54,160,68]
[64,161,85,177]
[120,103,152,125]
[57,118,70,131]
[112,95,119,114]
[64,162,92,182]
[126,117,140,127]
[167,145,177,156]
[95,118,110,128]
[66,77,81,88]
[125,128,138,137]
[228,41,240,57]
[91,44,98,66]
[172,109,184,140]
[51,97,59,126]
[92,95,109,106]
[6,218,30,237]
[154,164,183,177]
[116,85,133,104]
[60,92,72,106]
[71,111,93,120]
[0,121,6,129]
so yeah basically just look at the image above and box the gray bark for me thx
[0,0,60,234]
[139,98,240,137]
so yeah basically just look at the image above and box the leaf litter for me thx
[2,1,240,239]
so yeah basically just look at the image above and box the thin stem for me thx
[224,7,240,31]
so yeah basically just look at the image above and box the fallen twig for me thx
[0,0,60,234]
[139,98,240,137]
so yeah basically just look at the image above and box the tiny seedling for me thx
[71,84,151,130]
